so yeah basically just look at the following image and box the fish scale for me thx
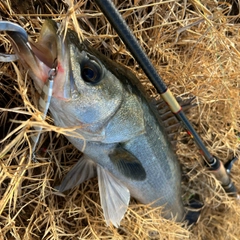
[2,19,197,227]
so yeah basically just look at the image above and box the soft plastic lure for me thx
[0,21,56,159]
[31,67,56,159]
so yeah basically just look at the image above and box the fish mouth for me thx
[6,20,69,97]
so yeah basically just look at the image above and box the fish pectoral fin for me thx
[97,164,130,228]
[109,145,146,181]
[56,155,97,192]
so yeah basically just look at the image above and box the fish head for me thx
[8,20,124,131]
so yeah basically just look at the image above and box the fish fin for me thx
[56,155,96,192]
[155,96,196,142]
[97,164,130,227]
[109,145,146,181]
[185,199,203,225]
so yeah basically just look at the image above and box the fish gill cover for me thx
[0,0,240,239]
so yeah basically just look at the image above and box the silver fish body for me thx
[4,20,185,226]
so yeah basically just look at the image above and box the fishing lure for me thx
[31,65,56,159]
[0,21,57,159]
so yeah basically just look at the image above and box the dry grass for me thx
[0,0,240,239]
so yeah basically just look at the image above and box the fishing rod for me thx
[94,0,238,196]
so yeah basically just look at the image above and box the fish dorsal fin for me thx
[109,145,146,181]
[97,164,130,227]
[56,155,96,192]
[150,96,196,146]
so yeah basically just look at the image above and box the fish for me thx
[3,19,189,227]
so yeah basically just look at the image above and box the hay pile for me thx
[0,0,240,239]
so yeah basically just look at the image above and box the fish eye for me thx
[81,59,102,85]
